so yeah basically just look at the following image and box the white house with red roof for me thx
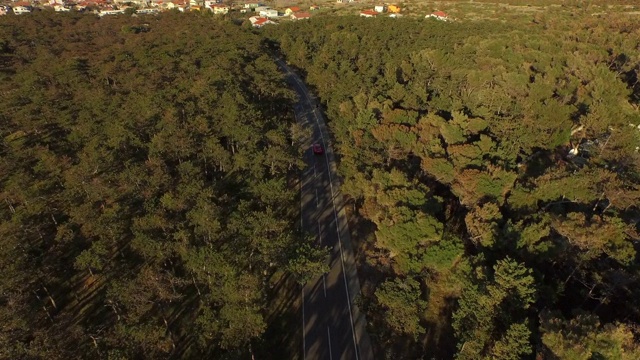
[426,11,449,21]
[360,10,378,17]
[251,16,275,27]
[210,3,229,13]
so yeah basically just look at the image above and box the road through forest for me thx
[275,58,374,360]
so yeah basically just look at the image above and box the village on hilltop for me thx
[0,0,451,26]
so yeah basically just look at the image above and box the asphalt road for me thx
[275,58,374,360]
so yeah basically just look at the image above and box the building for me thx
[284,6,299,16]
[254,5,269,13]
[387,4,400,13]
[261,8,278,17]
[165,0,188,11]
[211,4,229,13]
[291,11,310,20]
[251,16,274,27]
[309,5,319,10]
[99,9,125,16]
[426,11,449,21]
[13,3,33,14]
[359,10,378,17]
[374,5,385,13]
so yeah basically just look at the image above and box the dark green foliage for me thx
[0,13,323,358]
[267,12,640,359]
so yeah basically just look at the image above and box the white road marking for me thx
[302,288,306,360]
[327,326,333,360]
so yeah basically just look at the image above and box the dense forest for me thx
[266,12,640,359]
[0,12,327,359]
[3,7,640,360]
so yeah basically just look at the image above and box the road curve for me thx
[275,57,374,360]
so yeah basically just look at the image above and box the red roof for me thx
[432,11,447,17]
[361,10,378,16]
[288,6,300,11]
[15,1,31,6]
[293,12,310,18]
[254,17,269,25]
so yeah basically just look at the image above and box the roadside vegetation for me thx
[265,9,640,359]
[0,12,326,359]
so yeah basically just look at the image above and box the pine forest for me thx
[2,6,640,360]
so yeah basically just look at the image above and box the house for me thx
[252,16,274,27]
[54,4,70,11]
[291,11,310,20]
[309,5,318,10]
[203,0,223,9]
[0,5,9,15]
[168,0,188,11]
[426,11,449,21]
[130,0,150,7]
[137,8,160,13]
[99,9,125,16]
[387,4,400,13]
[211,4,229,13]
[359,10,377,17]
[190,5,202,11]
[254,5,269,13]
[284,6,299,16]
[374,5,385,12]
[244,2,260,8]
[261,8,278,17]
[12,3,33,14]
[388,13,402,18]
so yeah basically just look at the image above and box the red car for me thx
[312,143,324,155]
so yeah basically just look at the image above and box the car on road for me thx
[312,143,324,155]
